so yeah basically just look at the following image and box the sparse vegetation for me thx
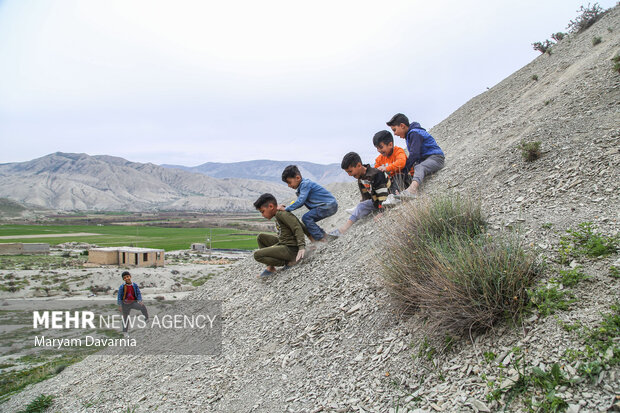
[519,140,542,162]
[0,354,88,402]
[531,74,539,81]
[567,3,605,34]
[528,285,575,316]
[592,36,602,45]
[551,32,565,42]
[553,266,589,287]
[532,40,553,54]
[561,304,620,383]
[485,346,572,411]
[557,222,619,264]
[191,274,213,287]
[612,54,620,74]
[17,394,55,413]
[380,195,539,334]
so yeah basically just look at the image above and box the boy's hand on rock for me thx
[374,213,383,222]
[296,249,305,262]
[277,204,286,211]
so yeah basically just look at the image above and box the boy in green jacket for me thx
[253,193,310,278]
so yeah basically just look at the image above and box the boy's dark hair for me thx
[341,152,362,170]
[373,130,393,147]
[386,113,409,127]
[281,165,301,182]
[253,193,277,210]
[121,271,130,279]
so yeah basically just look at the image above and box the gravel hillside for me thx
[2,6,619,413]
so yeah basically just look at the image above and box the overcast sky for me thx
[0,0,616,166]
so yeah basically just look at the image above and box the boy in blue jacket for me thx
[278,165,338,243]
[117,271,148,335]
[386,113,445,195]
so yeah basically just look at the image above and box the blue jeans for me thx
[302,202,338,241]
[349,199,375,223]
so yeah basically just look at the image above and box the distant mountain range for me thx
[0,153,292,212]
[161,160,349,185]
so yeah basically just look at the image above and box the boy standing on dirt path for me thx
[117,271,148,336]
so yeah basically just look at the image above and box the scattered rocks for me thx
[3,6,620,413]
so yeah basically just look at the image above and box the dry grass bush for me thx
[519,140,542,162]
[567,3,606,34]
[378,195,540,334]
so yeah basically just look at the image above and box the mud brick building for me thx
[87,247,165,267]
[0,243,50,255]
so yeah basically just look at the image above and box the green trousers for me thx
[254,233,298,267]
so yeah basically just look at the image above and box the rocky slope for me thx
[2,6,619,413]
[163,160,350,185]
[0,152,289,212]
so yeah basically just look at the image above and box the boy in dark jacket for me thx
[278,165,338,243]
[117,271,148,335]
[254,193,311,278]
[386,113,445,196]
[330,152,390,236]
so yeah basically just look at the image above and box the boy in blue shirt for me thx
[386,113,445,196]
[278,165,338,243]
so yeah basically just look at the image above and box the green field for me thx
[0,225,264,250]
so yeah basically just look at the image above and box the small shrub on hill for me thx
[612,54,620,74]
[553,266,589,287]
[528,285,575,316]
[485,347,572,411]
[531,74,539,81]
[558,222,619,264]
[379,195,539,333]
[519,140,542,162]
[17,394,55,413]
[551,32,566,42]
[562,303,619,383]
[532,40,553,54]
[592,36,602,45]
[567,3,605,34]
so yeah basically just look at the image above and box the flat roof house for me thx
[0,243,50,255]
[88,247,164,267]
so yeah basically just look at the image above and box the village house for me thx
[0,243,50,255]
[87,247,165,267]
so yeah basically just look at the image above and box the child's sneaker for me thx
[394,192,417,201]
[258,269,275,279]
[328,229,342,237]
[282,262,296,271]
[382,194,400,206]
